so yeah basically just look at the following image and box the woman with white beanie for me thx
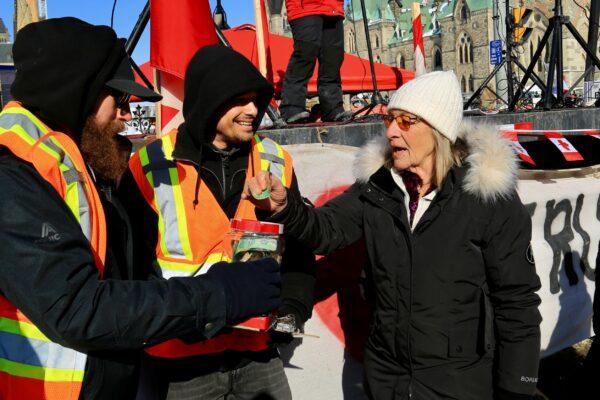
[244,71,542,400]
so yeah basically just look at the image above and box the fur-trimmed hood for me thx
[353,121,519,202]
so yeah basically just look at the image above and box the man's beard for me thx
[80,117,131,184]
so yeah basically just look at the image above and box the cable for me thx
[110,0,118,28]
[572,0,589,19]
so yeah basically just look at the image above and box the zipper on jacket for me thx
[406,231,415,397]
[221,153,230,197]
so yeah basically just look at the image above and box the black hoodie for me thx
[11,17,127,136]
[171,44,274,166]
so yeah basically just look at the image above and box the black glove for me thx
[205,258,281,324]
[495,387,533,400]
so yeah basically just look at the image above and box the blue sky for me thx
[0,0,256,63]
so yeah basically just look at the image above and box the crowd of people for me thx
[0,2,597,400]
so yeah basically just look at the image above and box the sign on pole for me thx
[489,40,503,65]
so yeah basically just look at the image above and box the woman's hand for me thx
[242,171,288,214]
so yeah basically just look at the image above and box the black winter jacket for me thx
[270,124,542,400]
[0,148,229,399]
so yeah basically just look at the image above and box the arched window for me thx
[458,33,473,64]
[433,48,443,70]
[461,76,467,92]
[373,34,380,48]
[460,5,470,22]
[397,54,406,68]
[468,37,473,63]
[530,41,534,65]
[348,30,356,53]
[282,11,290,31]
[468,75,474,92]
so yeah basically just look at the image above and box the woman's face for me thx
[384,110,436,172]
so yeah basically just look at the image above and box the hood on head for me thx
[353,122,519,202]
[11,17,127,136]
[177,45,274,153]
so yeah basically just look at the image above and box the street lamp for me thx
[132,104,151,134]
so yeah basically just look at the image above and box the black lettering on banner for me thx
[524,203,537,218]
[544,199,577,294]
[573,194,595,280]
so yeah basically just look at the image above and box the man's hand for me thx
[204,258,282,324]
[241,171,288,214]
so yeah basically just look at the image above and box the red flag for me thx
[150,0,218,78]
[503,131,536,165]
[150,0,219,133]
[544,131,584,162]
[412,3,426,76]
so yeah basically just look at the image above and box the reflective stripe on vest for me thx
[138,133,288,279]
[0,104,99,399]
[138,135,194,267]
[0,108,91,239]
[253,135,288,187]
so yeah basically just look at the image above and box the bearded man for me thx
[0,17,284,400]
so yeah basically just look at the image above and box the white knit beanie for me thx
[387,71,463,143]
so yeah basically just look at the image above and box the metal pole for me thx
[504,0,515,107]
[125,1,150,55]
[585,0,600,82]
[493,0,508,104]
[359,0,384,104]
[555,0,564,106]
[464,59,505,109]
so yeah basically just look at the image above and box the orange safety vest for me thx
[0,102,106,399]
[128,129,294,358]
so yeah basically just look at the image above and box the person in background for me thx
[0,18,281,400]
[244,71,542,400]
[280,0,352,123]
[123,45,316,400]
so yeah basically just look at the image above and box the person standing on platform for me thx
[280,0,353,123]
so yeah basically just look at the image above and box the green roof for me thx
[346,0,493,45]
[346,0,395,22]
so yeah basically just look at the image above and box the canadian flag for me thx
[150,0,219,134]
[503,131,536,165]
[544,131,584,162]
[585,129,600,140]
[412,2,426,77]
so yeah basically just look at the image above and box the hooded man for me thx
[0,18,283,400]
[123,45,316,399]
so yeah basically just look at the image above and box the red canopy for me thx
[135,25,413,99]
[223,24,413,96]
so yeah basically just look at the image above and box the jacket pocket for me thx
[479,284,496,356]
[448,287,496,359]
[448,325,480,358]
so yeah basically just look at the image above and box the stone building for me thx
[266,0,598,103]
[0,18,9,43]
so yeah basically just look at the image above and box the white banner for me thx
[282,143,600,400]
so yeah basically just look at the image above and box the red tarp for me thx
[136,24,414,98]
[223,24,413,96]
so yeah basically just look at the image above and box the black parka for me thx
[272,123,542,399]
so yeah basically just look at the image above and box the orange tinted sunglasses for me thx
[382,114,422,130]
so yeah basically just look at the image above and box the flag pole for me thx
[253,0,268,77]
